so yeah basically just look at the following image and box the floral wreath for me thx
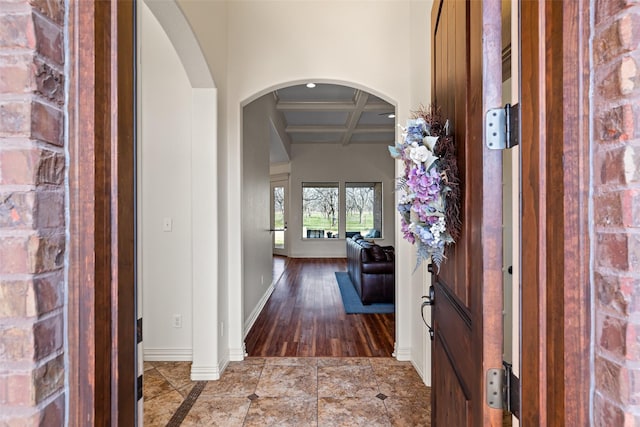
[388,104,461,271]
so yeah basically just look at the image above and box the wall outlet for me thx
[163,217,173,232]
[172,314,182,328]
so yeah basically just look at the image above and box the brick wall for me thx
[0,0,66,424]
[593,0,640,424]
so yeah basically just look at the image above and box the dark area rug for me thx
[334,272,395,314]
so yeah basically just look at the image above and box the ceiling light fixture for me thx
[388,113,396,119]
[306,83,316,88]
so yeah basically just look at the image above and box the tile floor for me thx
[144,357,431,426]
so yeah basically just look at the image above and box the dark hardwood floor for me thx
[245,257,395,357]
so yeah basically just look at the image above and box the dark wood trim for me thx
[560,0,591,424]
[67,0,136,424]
[520,0,591,424]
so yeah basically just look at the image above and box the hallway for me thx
[245,258,395,357]
[143,357,431,426]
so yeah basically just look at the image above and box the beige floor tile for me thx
[373,365,429,398]
[180,396,250,427]
[152,361,194,390]
[200,363,263,397]
[255,365,317,398]
[384,394,432,427]
[143,368,175,401]
[243,397,317,427]
[318,365,379,398]
[316,357,372,367]
[143,389,184,427]
[263,357,318,366]
[318,396,392,427]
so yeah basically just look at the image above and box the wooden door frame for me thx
[520,0,591,424]
[67,0,136,424]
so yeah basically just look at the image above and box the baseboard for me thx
[243,281,276,338]
[190,364,221,381]
[228,344,247,361]
[144,347,192,361]
[393,346,412,361]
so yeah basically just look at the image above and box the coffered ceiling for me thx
[269,83,396,163]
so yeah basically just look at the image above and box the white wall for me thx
[140,3,194,360]
[242,95,275,326]
[289,143,395,257]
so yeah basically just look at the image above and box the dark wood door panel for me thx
[433,340,470,427]
[431,0,504,425]
[433,280,473,381]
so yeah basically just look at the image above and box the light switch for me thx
[162,217,172,232]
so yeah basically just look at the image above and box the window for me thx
[346,182,382,238]
[302,183,339,239]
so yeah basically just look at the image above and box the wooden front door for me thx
[430,1,505,425]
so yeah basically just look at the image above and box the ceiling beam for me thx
[275,101,391,112]
[342,91,368,145]
[285,125,393,133]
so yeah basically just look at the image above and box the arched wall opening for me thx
[235,79,406,358]
[139,0,220,380]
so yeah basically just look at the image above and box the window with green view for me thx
[346,182,382,238]
[302,183,339,239]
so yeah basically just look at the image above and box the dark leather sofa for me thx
[346,235,395,304]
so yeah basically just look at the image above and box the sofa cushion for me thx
[369,245,387,262]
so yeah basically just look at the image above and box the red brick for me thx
[596,189,640,227]
[619,13,640,52]
[596,0,634,26]
[0,147,65,186]
[29,0,64,25]
[32,353,63,403]
[597,233,630,270]
[0,272,68,319]
[595,192,624,226]
[28,233,65,274]
[596,272,640,317]
[629,233,640,272]
[0,101,31,136]
[32,12,62,66]
[593,355,640,406]
[0,235,32,274]
[0,315,61,363]
[34,59,63,105]
[599,314,628,357]
[0,392,65,425]
[0,326,33,361]
[0,370,33,406]
[30,101,62,146]
[0,279,32,318]
[0,234,64,274]
[599,104,636,142]
[594,392,625,427]
[0,13,36,50]
[32,314,62,360]
[598,146,640,185]
[0,61,33,95]
[619,56,638,95]
[621,188,640,226]
[596,19,624,65]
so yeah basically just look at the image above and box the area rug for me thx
[334,272,395,314]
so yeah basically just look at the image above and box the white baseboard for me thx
[243,281,276,338]
[144,347,192,361]
[394,346,412,361]
[190,355,229,381]
[190,365,221,381]
[229,344,247,361]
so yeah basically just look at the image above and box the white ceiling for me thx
[268,83,396,163]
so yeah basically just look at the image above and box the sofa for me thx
[346,235,395,304]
